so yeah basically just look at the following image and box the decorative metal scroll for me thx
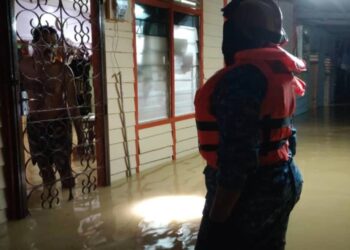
[15,0,101,208]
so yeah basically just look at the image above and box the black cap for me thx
[222,0,288,45]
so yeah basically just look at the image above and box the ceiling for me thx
[295,0,350,37]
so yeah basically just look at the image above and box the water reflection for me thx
[3,108,350,250]
[132,196,204,223]
[3,155,206,250]
[138,221,198,250]
[133,195,204,249]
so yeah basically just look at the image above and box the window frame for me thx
[133,0,203,130]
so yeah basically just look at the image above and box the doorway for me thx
[4,0,109,212]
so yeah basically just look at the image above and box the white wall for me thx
[0,102,7,223]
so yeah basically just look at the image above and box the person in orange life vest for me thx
[194,1,306,249]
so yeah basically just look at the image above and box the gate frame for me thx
[0,0,110,220]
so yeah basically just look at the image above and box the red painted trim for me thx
[137,119,171,130]
[172,4,201,15]
[132,0,141,173]
[175,113,196,121]
[137,0,169,8]
[137,114,195,130]
[170,8,175,119]
[137,0,201,14]
[134,0,202,168]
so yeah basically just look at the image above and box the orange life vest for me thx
[194,46,306,169]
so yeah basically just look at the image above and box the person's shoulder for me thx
[223,64,267,90]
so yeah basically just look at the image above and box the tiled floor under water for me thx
[1,107,350,250]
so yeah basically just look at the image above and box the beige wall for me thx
[0,103,7,223]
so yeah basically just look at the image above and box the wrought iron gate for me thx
[14,0,108,208]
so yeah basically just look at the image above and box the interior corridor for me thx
[0,106,350,250]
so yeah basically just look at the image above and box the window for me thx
[135,1,201,124]
[136,4,170,123]
[174,13,199,116]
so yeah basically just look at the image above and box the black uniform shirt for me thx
[211,64,267,190]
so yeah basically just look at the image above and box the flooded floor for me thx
[1,106,350,250]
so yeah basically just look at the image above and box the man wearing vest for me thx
[194,0,306,249]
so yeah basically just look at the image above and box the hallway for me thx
[1,107,350,250]
[287,106,350,250]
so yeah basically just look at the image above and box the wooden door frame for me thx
[0,0,110,220]
[0,0,28,220]
[92,0,111,186]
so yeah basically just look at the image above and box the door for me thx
[11,0,109,210]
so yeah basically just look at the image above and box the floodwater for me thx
[1,106,350,250]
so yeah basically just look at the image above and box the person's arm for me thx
[209,186,241,222]
[209,65,267,222]
[64,65,84,147]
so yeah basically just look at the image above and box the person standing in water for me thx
[195,1,306,249]
[20,26,84,189]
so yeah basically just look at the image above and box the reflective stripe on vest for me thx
[196,121,218,131]
[196,117,292,154]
